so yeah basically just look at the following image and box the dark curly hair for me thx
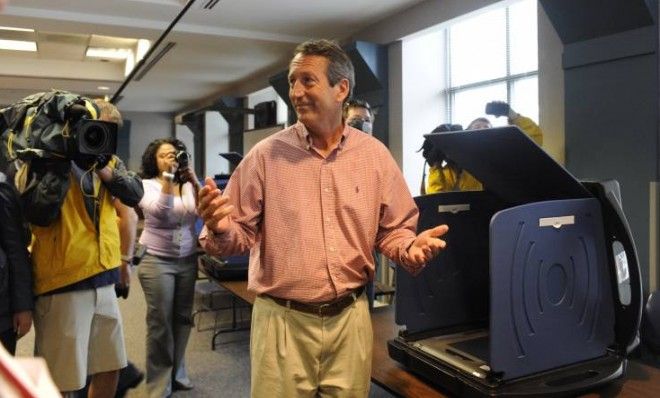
[139,137,188,179]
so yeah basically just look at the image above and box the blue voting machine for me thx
[388,126,642,397]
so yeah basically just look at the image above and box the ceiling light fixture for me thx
[124,51,136,77]
[0,39,37,52]
[86,47,132,60]
[98,86,110,91]
[0,26,35,32]
[136,39,151,62]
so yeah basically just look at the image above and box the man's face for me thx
[346,106,373,134]
[468,120,491,130]
[288,54,348,132]
[346,107,372,124]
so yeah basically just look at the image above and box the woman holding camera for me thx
[137,138,200,397]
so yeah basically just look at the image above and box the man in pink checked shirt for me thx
[198,39,449,398]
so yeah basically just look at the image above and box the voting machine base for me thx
[388,127,642,397]
[200,254,249,281]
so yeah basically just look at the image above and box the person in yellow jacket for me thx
[25,99,143,396]
[423,101,543,194]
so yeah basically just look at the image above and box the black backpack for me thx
[0,90,92,163]
[0,90,94,226]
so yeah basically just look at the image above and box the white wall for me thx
[388,41,404,167]
[537,3,564,164]
[204,111,229,176]
[355,0,565,189]
[121,111,174,172]
[400,31,446,196]
[243,125,282,154]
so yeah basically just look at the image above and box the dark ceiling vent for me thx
[200,0,221,10]
[134,41,176,81]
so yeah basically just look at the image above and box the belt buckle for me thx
[318,303,331,317]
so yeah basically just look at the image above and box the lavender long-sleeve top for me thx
[139,178,198,258]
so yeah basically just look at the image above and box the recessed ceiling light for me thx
[86,47,131,60]
[0,26,35,32]
[98,86,110,91]
[0,39,37,52]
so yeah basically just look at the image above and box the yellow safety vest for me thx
[31,160,120,294]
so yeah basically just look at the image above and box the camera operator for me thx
[422,101,543,194]
[419,123,483,194]
[136,138,200,396]
[24,99,143,397]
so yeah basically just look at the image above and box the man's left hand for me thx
[119,260,131,286]
[115,260,131,299]
[96,163,113,183]
[13,311,32,339]
[406,224,449,273]
[95,154,111,169]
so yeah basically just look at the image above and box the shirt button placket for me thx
[320,162,339,284]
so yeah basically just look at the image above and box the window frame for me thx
[443,4,539,123]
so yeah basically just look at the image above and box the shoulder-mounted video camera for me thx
[65,103,118,158]
[0,90,118,165]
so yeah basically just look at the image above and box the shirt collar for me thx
[295,121,350,151]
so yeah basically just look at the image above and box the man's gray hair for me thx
[293,39,354,102]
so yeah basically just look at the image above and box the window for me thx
[446,0,538,128]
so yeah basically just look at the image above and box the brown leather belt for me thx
[265,285,365,317]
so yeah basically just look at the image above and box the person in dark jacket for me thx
[0,171,33,355]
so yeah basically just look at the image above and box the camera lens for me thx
[83,125,106,150]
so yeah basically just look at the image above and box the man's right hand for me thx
[198,177,233,233]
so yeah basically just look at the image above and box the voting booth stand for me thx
[388,127,642,397]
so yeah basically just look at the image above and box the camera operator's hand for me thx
[65,103,92,123]
[95,154,111,169]
[165,155,178,175]
[115,260,131,299]
[178,165,197,184]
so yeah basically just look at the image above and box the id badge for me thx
[172,229,183,245]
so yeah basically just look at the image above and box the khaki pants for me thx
[250,293,372,398]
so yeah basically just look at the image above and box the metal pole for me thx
[111,0,197,103]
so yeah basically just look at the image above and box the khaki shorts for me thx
[34,285,127,392]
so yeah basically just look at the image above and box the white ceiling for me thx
[0,0,426,113]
